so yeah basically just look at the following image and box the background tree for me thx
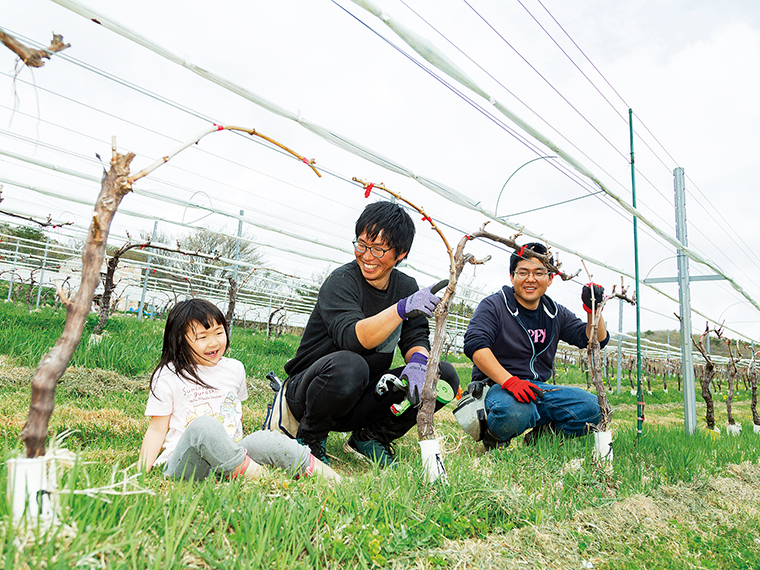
[257,270,291,335]
[0,223,71,308]
[93,236,221,334]
[178,226,264,282]
[0,223,67,262]
[292,267,330,309]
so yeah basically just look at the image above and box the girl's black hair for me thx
[149,298,229,395]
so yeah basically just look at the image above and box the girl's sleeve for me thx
[236,360,248,402]
[144,369,174,416]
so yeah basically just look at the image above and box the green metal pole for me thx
[630,109,644,438]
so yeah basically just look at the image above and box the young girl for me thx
[138,298,341,482]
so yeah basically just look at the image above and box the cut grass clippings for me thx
[432,462,760,570]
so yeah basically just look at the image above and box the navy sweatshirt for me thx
[463,286,609,383]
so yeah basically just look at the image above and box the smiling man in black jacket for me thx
[463,243,609,450]
[284,201,459,467]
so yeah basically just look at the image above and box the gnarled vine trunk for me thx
[20,150,135,457]
[700,363,716,430]
[588,335,612,431]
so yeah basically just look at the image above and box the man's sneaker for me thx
[522,422,556,446]
[343,434,397,468]
[297,436,330,466]
[482,429,510,452]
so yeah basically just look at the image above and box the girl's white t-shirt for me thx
[145,357,248,466]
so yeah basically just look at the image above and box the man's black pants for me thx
[285,350,460,444]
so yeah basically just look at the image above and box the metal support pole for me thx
[266,290,273,338]
[230,210,243,333]
[616,299,623,395]
[666,330,670,382]
[630,109,644,438]
[456,314,461,355]
[7,239,19,301]
[35,237,49,309]
[138,221,158,321]
[674,167,697,434]
[233,210,243,284]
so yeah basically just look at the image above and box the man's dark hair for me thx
[355,201,415,261]
[510,242,553,275]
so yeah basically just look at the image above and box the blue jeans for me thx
[485,381,601,442]
[164,415,311,481]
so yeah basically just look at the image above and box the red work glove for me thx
[501,375,542,403]
[581,283,604,314]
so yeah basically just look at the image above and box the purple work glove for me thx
[396,279,448,320]
[581,283,604,314]
[399,352,428,406]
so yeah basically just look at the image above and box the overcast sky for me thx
[2,0,759,342]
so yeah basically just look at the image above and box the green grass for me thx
[1,301,759,569]
[0,300,302,380]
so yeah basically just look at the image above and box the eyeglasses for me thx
[353,240,392,259]
[514,269,549,280]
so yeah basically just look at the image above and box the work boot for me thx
[522,422,556,446]
[297,436,330,466]
[344,433,397,468]
[482,429,510,452]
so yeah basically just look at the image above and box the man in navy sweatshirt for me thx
[463,242,608,450]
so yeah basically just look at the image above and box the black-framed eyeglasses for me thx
[352,240,392,259]
[514,269,549,280]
